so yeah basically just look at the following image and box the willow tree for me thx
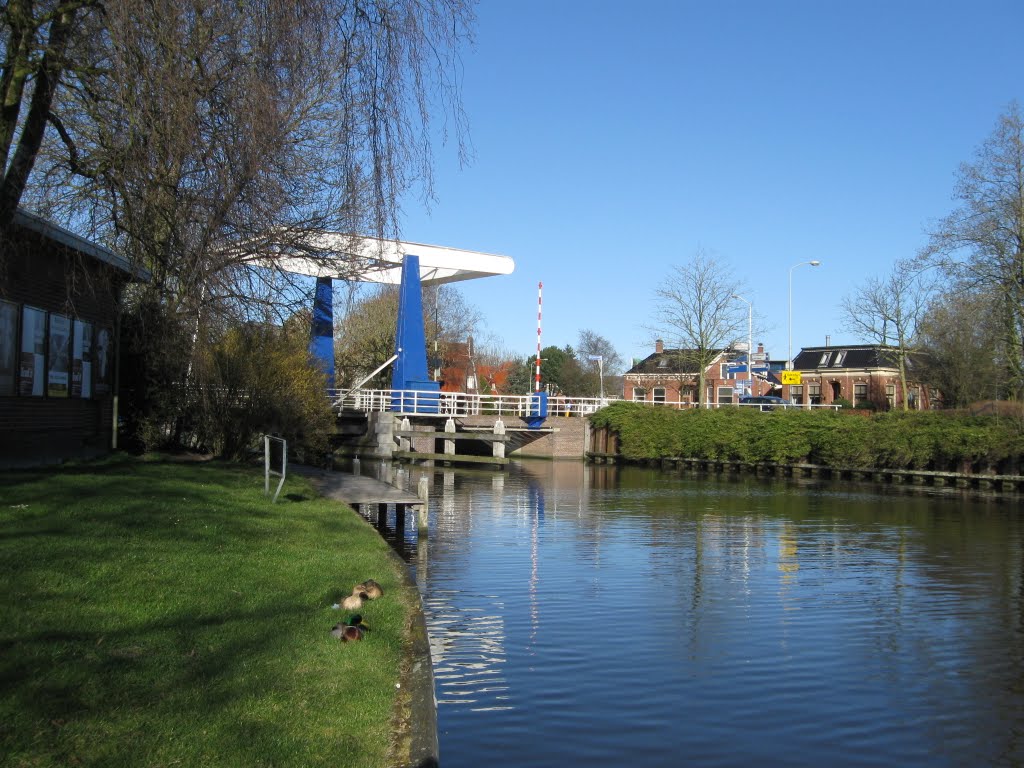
[7,0,476,446]
[923,104,1024,400]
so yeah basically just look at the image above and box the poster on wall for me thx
[0,299,17,395]
[72,320,93,398]
[19,306,45,396]
[48,314,71,398]
[94,327,112,395]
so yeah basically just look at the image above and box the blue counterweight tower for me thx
[390,254,440,412]
[310,276,335,390]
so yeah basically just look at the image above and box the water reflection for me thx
[381,461,1024,767]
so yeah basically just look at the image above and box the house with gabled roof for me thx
[785,344,938,409]
[623,339,774,406]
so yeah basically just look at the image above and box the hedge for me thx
[589,402,1024,474]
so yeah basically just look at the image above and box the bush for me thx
[590,404,1024,471]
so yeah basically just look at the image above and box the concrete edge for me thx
[387,546,439,768]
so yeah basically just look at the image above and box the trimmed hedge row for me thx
[589,402,1024,474]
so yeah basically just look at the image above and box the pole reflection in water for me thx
[390,461,1024,768]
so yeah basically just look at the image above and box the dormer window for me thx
[658,358,668,368]
[832,351,847,367]
[818,352,830,366]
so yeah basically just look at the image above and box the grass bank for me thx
[590,402,1024,473]
[0,456,411,768]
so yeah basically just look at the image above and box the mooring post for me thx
[417,475,429,535]
[444,417,456,456]
[493,419,506,460]
[399,417,411,452]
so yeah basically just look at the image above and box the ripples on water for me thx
[388,463,1024,767]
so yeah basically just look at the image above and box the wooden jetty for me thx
[293,465,430,533]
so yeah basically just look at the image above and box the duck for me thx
[356,579,384,599]
[341,590,368,611]
[330,621,364,642]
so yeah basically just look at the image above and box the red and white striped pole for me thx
[534,281,543,392]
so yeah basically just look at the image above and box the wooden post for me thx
[417,475,429,535]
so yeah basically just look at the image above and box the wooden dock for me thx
[292,465,429,532]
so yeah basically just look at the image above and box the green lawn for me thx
[0,457,412,768]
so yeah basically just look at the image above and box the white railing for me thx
[329,389,841,416]
[329,389,620,417]
[626,400,841,411]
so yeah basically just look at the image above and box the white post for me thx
[732,294,752,399]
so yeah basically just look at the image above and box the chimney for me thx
[825,335,831,347]
[655,339,664,354]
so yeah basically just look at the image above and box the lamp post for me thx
[788,260,821,369]
[588,355,604,402]
[731,294,752,398]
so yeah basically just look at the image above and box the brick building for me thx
[784,344,937,409]
[0,210,147,466]
[623,339,773,406]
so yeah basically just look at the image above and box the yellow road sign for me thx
[781,371,802,385]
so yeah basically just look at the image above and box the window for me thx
[908,387,919,410]
[818,352,830,366]
[632,387,647,401]
[653,387,666,404]
[719,363,728,379]
[47,313,71,398]
[854,382,867,406]
[681,385,694,403]
[832,351,847,367]
[72,320,93,398]
[0,299,17,396]
[19,306,46,396]
[717,386,734,405]
[658,358,668,368]
[790,385,803,402]
[886,384,895,409]
[808,383,821,405]
[94,328,113,395]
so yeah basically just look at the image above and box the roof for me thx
[625,348,729,375]
[792,344,925,371]
[13,209,150,281]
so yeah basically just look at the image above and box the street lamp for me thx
[587,355,605,402]
[731,294,752,398]
[788,260,821,369]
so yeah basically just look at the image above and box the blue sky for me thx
[398,0,1023,370]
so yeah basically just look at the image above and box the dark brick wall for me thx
[0,226,127,466]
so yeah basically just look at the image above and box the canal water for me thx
[385,461,1024,767]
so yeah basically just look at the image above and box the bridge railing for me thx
[330,389,618,417]
[329,389,841,415]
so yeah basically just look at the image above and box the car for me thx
[738,395,792,411]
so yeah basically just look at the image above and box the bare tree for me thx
[650,249,747,403]
[916,286,1007,408]
[335,282,479,388]
[840,261,935,410]
[10,0,475,446]
[576,328,623,398]
[921,103,1024,400]
[0,1,102,227]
